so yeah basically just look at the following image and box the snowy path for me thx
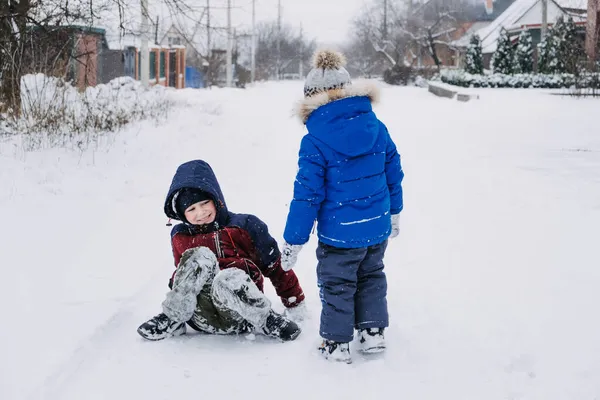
[1,83,599,400]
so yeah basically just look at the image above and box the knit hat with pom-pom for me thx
[303,49,352,97]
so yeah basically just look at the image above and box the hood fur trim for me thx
[295,80,380,124]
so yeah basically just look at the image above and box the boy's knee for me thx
[179,246,218,269]
[213,269,271,310]
[172,246,218,289]
[213,268,252,291]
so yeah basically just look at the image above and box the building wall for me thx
[586,0,600,64]
[74,33,99,89]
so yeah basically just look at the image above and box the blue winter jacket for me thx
[284,93,404,249]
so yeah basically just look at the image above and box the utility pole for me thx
[251,0,256,82]
[207,0,211,56]
[226,0,233,87]
[206,0,211,87]
[383,0,388,40]
[277,0,281,80]
[299,24,304,78]
[541,0,548,39]
[140,0,150,87]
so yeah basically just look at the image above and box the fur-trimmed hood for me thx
[297,80,383,157]
[296,80,380,124]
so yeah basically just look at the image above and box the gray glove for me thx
[281,242,303,271]
[389,214,400,239]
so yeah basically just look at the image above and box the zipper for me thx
[214,231,224,258]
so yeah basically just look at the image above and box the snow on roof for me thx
[476,0,538,53]
[555,0,588,10]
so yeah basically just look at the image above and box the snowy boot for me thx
[318,339,352,364]
[357,328,386,353]
[137,313,187,341]
[262,310,302,342]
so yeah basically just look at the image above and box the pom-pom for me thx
[312,50,346,70]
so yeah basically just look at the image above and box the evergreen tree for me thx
[559,16,583,73]
[491,29,514,74]
[537,27,559,74]
[465,34,484,74]
[513,30,534,73]
[551,16,568,73]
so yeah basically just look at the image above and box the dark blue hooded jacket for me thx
[284,91,404,249]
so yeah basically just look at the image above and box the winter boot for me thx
[357,328,386,353]
[137,313,187,341]
[262,310,301,342]
[318,339,352,364]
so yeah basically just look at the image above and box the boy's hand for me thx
[281,242,303,271]
[390,214,400,239]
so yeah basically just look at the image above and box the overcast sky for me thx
[250,0,369,44]
[101,0,375,47]
[195,0,372,45]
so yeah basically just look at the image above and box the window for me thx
[160,51,166,78]
[149,51,156,79]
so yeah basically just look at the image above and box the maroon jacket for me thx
[171,224,305,308]
[164,160,305,308]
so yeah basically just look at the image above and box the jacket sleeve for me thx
[168,225,187,289]
[382,122,404,214]
[243,215,306,308]
[283,135,326,245]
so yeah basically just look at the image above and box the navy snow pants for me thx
[316,240,389,343]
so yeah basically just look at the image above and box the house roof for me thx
[472,0,586,53]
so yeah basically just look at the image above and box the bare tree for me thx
[0,0,200,116]
[345,0,470,76]
[344,2,390,77]
[0,0,109,114]
[254,21,315,80]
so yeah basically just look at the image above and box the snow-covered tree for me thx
[539,16,584,74]
[465,34,484,74]
[558,16,584,74]
[537,27,559,74]
[491,29,514,74]
[513,31,534,73]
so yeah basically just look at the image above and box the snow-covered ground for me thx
[1,82,599,400]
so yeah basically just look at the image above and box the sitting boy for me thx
[138,160,305,341]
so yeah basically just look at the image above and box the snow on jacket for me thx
[164,160,305,308]
[284,81,404,249]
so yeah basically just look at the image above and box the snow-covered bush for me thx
[4,74,175,148]
[440,69,600,89]
[383,65,412,85]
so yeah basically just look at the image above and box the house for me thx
[408,0,516,67]
[109,33,187,88]
[454,0,588,68]
[156,13,253,87]
[24,25,186,90]
[26,25,111,89]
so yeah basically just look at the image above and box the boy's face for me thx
[184,200,217,225]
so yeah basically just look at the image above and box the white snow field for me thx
[1,82,599,400]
